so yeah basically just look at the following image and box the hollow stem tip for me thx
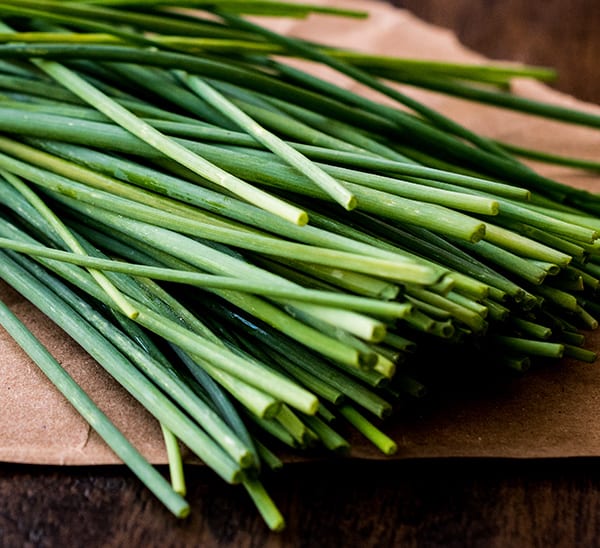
[243,477,285,532]
[339,405,397,456]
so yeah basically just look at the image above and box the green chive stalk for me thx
[338,405,397,456]
[0,250,243,483]
[1,1,600,532]
[0,298,190,517]
[0,237,413,318]
[160,425,187,496]
[177,71,357,210]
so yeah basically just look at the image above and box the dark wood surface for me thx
[5,458,600,547]
[3,2,600,547]
[390,0,600,105]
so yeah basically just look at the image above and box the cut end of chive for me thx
[379,405,393,420]
[262,400,283,420]
[433,321,455,339]
[295,210,309,226]
[507,356,531,373]
[239,450,256,469]
[344,194,358,211]
[371,324,387,343]
[243,477,286,532]
[382,441,398,456]
[374,356,396,379]
[358,351,378,369]
[231,468,245,485]
[471,223,487,243]
[378,285,401,301]
[275,205,309,226]
[305,397,320,416]
[175,503,191,519]
[564,344,597,363]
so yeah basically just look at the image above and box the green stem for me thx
[338,405,397,456]
[0,237,413,319]
[0,168,137,318]
[0,250,243,484]
[178,72,356,210]
[491,335,564,359]
[242,477,285,532]
[31,57,308,224]
[160,425,186,496]
[0,298,190,517]
[302,414,349,453]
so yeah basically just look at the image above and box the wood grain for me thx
[3,459,600,547]
[2,2,600,547]
[389,0,600,104]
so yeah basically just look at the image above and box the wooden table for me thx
[4,458,600,546]
[3,2,600,546]
[390,0,600,105]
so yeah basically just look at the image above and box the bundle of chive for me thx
[1,0,600,531]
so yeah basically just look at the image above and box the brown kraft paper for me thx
[1,0,600,465]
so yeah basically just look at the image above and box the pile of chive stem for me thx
[0,0,600,531]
